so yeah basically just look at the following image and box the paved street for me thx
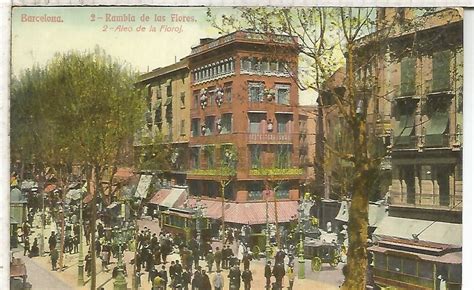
[15,216,344,290]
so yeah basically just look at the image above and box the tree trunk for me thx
[315,104,326,198]
[89,166,98,290]
[342,173,369,289]
[58,205,65,271]
[221,181,225,245]
[273,193,280,248]
[341,41,369,290]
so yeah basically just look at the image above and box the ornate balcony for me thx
[247,133,292,144]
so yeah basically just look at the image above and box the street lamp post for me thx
[77,192,84,286]
[265,193,271,262]
[194,198,204,253]
[298,196,306,279]
[113,226,127,290]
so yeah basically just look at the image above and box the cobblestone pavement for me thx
[16,216,343,289]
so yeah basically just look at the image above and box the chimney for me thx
[199,38,214,45]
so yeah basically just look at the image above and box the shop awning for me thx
[373,216,462,246]
[335,200,349,222]
[335,201,388,227]
[161,187,187,208]
[425,111,449,146]
[393,114,414,145]
[148,188,171,205]
[135,174,153,199]
[186,198,298,225]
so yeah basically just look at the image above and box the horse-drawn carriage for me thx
[304,239,343,271]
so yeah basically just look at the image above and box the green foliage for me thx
[250,167,303,176]
[11,47,145,168]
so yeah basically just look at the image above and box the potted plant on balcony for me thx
[264,88,275,102]
[215,87,224,107]
[200,88,208,109]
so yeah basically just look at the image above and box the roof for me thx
[138,59,189,83]
[373,216,462,246]
[369,244,462,264]
[186,198,298,225]
[190,30,298,57]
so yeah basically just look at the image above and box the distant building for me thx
[135,59,191,185]
[362,8,463,289]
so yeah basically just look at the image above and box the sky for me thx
[11,6,318,105]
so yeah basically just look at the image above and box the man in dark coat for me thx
[264,261,272,289]
[158,265,168,289]
[85,251,92,276]
[181,268,191,290]
[191,266,202,290]
[228,264,241,290]
[241,268,253,290]
[175,260,183,277]
[169,261,177,281]
[214,247,222,272]
[242,252,251,270]
[275,249,286,265]
[201,269,212,290]
[48,231,57,252]
[193,247,200,269]
[272,263,285,290]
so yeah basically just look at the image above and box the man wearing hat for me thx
[206,249,215,273]
[264,261,272,289]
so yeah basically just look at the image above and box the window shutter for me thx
[401,57,416,96]
[432,50,451,92]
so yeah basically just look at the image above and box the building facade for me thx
[135,59,191,184]
[186,30,305,202]
[366,8,463,289]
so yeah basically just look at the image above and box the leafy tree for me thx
[11,47,145,289]
[206,7,402,288]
